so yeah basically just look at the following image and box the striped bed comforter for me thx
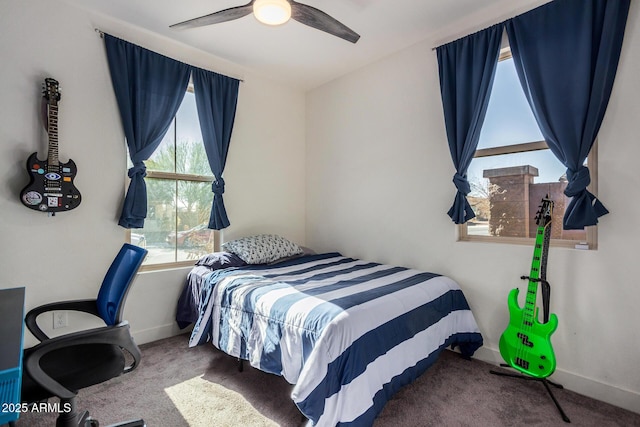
[188,252,483,426]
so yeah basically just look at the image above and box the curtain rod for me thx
[431,21,506,51]
[431,0,549,51]
[94,28,244,82]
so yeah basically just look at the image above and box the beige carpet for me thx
[16,334,640,426]
[164,375,278,427]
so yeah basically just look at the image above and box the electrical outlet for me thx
[53,311,68,329]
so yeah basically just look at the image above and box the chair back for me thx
[96,244,148,326]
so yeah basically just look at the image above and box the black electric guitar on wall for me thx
[498,197,558,379]
[20,78,81,213]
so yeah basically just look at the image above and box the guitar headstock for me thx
[42,78,61,105]
[535,195,554,227]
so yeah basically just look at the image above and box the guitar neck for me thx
[47,104,59,167]
[524,223,550,322]
[539,223,551,280]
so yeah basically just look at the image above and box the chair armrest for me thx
[25,299,100,342]
[24,322,141,400]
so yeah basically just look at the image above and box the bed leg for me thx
[238,358,244,372]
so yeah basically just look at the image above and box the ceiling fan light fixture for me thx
[253,0,291,26]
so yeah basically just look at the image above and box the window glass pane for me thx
[175,181,214,262]
[468,150,567,185]
[477,58,544,149]
[135,178,177,264]
[176,92,209,176]
[467,150,586,241]
[131,180,214,265]
[176,141,211,176]
[146,121,176,173]
[127,89,217,267]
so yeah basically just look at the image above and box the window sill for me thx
[458,233,597,250]
[138,261,198,273]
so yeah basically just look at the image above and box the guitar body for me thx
[499,287,557,379]
[20,152,81,213]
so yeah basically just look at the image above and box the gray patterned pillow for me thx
[221,234,303,265]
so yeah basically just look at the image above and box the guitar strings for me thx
[515,224,547,374]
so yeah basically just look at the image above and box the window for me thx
[127,89,219,269]
[461,49,597,249]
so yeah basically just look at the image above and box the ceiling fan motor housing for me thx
[253,0,292,26]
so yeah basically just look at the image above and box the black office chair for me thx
[20,243,148,427]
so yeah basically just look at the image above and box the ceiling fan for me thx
[170,0,360,43]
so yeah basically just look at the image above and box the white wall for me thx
[0,0,306,346]
[306,1,640,414]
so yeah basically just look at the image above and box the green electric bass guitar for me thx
[498,197,558,379]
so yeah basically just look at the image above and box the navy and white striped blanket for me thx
[189,252,483,426]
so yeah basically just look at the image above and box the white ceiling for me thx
[62,0,547,90]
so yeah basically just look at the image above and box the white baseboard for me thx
[132,323,185,345]
[473,346,640,415]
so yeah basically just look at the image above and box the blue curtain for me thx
[506,0,630,229]
[437,24,503,224]
[192,68,240,230]
[104,34,191,228]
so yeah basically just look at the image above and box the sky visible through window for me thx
[467,58,567,195]
[176,91,203,144]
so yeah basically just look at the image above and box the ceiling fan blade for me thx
[170,2,254,30]
[290,1,360,43]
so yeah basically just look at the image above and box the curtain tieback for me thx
[564,166,591,197]
[128,162,147,179]
[453,173,471,195]
[212,177,225,195]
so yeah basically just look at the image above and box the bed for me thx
[176,236,483,426]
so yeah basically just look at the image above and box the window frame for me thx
[458,48,598,250]
[126,86,220,271]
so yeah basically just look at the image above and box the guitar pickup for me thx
[44,193,63,197]
[45,187,62,191]
[515,357,530,369]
